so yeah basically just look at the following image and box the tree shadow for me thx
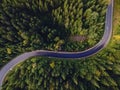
[15,5,71,44]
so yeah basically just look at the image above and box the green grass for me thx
[113,0,120,31]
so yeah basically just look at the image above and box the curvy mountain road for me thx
[0,0,113,89]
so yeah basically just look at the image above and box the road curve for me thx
[0,0,113,89]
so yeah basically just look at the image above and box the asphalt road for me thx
[0,0,113,89]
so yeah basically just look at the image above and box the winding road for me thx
[0,0,113,89]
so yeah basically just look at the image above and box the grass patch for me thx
[113,0,120,32]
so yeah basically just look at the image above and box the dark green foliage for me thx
[0,0,107,68]
[2,44,120,90]
[0,0,107,49]
[1,0,116,89]
[2,22,120,90]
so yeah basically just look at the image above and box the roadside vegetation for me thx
[0,0,108,68]
[1,0,120,90]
